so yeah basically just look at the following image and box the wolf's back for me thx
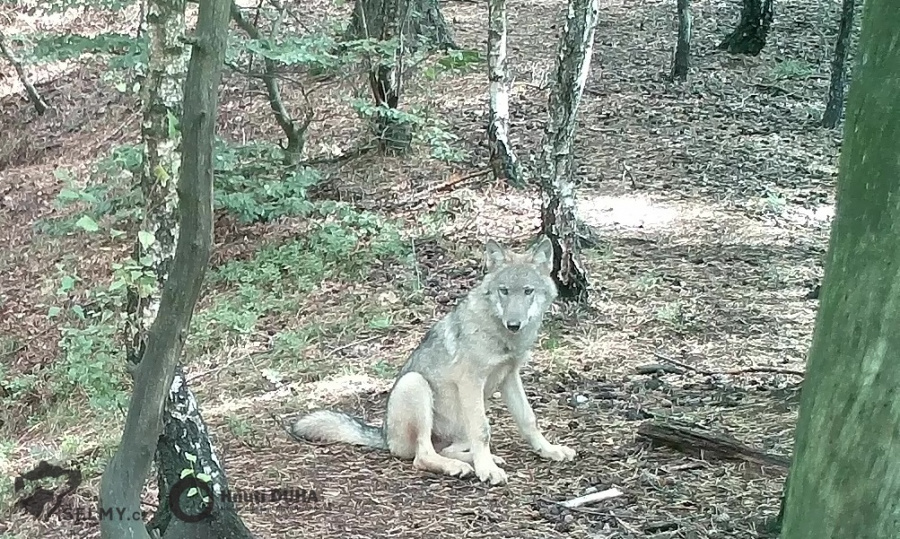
[289,410,386,449]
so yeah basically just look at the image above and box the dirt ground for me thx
[0,0,843,537]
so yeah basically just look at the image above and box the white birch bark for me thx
[487,0,520,185]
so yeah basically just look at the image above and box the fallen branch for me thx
[559,487,623,509]
[0,30,48,114]
[635,363,686,375]
[637,420,791,469]
[653,351,804,377]
[435,168,491,192]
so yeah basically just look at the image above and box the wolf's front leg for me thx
[500,370,576,462]
[456,380,508,485]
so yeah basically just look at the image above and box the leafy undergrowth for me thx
[0,0,845,536]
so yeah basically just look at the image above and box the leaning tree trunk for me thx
[98,0,231,537]
[538,0,599,302]
[349,0,455,153]
[0,29,48,114]
[718,0,774,55]
[487,0,520,186]
[821,0,856,129]
[780,1,900,537]
[670,0,691,81]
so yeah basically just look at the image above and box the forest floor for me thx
[0,0,846,537]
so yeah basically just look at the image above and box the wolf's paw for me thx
[474,460,508,485]
[445,460,474,478]
[539,444,576,462]
[492,454,506,466]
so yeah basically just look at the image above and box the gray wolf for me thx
[289,236,576,485]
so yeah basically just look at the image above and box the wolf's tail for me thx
[289,410,386,450]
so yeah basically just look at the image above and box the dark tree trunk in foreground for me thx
[0,29,48,114]
[487,0,520,186]
[821,0,856,129]
[539,0,599,302]
[98,0,230,537]
[718,0,774,55]
[781,1,900,537]
[670,0,691,81]
[349,0,455,153]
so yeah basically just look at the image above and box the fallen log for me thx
[637,421,790,469]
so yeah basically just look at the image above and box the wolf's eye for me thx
[498,287,509,296]
[523,287,534,296]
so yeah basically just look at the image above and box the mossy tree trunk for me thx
[349,0,455,154]
[718,0,773,55]
[487,0,520,186]
[781,0,900,536]
[670,0,691,81]
[821,0,856,129]
[98,0,233,537]
[538,0,599,302]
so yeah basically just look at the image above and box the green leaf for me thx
[75,215,100,232]
[108,279,127,292]
[115,82,127,93]
[196,473,212,483]
[48,306,62,318]
[71,305,85,319]
[60,275,76,292]
[180,468,194,479]
[184,452,197,463]
[187,487,198,497]
[138,230,155,249]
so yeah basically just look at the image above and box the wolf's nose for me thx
[506,321,521,332]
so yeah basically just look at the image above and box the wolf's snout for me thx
[506,321,522,332]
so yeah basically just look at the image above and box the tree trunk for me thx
[538,0,599,302]
[350,0,455,153]
[780,1,900,537]
[147,366,254,538]
[821,0,856,129]
[98,0,230,537]
[670,0,691,81]
[230,1,310,162]
[0,29,48,114]
[487,0,520,186]
[718,0,774,55]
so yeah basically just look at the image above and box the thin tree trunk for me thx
[718,0,774,55]
[487,0,520,186]
[230,1,310,162]
[538,0,599,302]
[98,0,230,537]
[670,0,691,81]
[821,0,856,129]
[780,0,900,536]
[350,0,455,153]
[0,30,48,114]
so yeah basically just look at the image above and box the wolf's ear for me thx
[484,240,508,272]
[528,236,554,275]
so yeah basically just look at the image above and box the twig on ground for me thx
[558,487,624,509]
[635,363,685,375]
[326,335,382,358]
[653,351,804,377]
[435,168,491,192]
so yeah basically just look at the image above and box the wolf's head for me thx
[482,236,558,333]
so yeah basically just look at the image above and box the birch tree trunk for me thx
[538,0,599,302]
[781,0,900,536]
[821,0,856,129]
[670,0,691,81]
[718,0,774,55]
[487,0,520,186]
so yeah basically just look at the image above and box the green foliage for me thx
[423,48,483,80]
[23,32,141,63]
[244,34,341,68]
[52,308,129,412]
[769,59,817,80]
[215,142,321,223]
